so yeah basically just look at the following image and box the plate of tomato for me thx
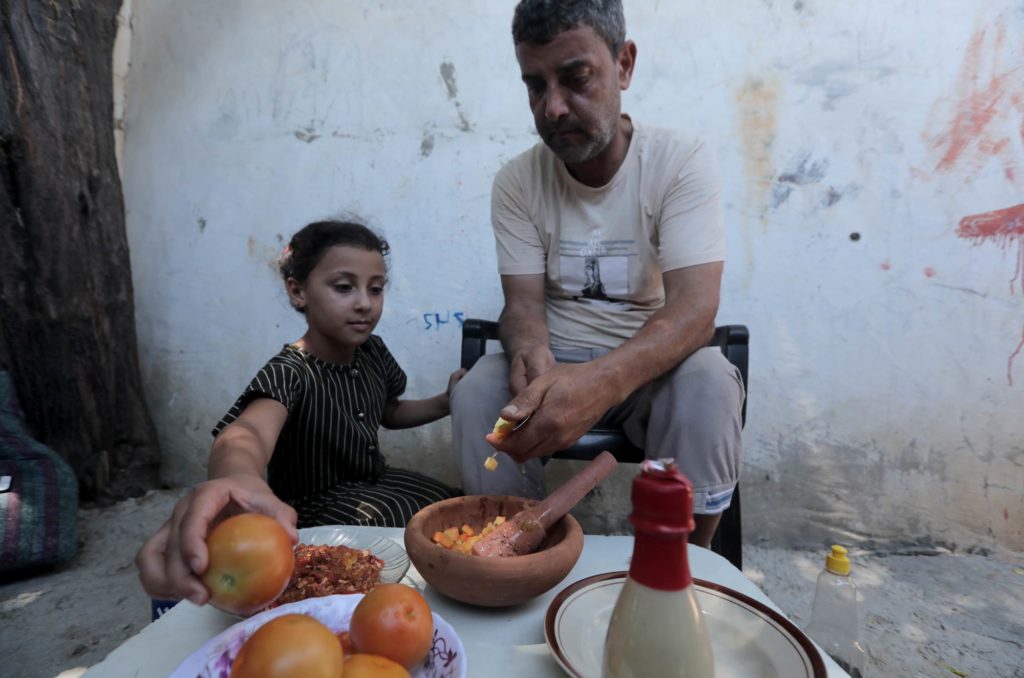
[171,588,465,678]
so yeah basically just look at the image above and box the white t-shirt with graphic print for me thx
[491,119,724,351]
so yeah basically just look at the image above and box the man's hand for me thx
[508,345,557,395]
[486,361,615,461]
[134,475,297,605]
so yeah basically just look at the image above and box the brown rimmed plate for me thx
[545,571,827,678]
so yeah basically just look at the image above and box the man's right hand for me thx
[508,345,556,395]
[134,475,297,605]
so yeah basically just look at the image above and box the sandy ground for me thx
[1,488,1022,678]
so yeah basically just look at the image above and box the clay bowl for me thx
[404,495,584,607]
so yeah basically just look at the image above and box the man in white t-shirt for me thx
[451,0,744,546]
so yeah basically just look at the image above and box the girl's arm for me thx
[382,368,467,429]
[208,398,288,479]
[136,398,294,607]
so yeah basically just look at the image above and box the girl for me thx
[137,220,463,605]
[211,220,463,527]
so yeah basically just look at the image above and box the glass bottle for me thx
[804,545,867,678]
[602,459,715,677]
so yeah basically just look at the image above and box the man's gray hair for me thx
[512,0,626,56]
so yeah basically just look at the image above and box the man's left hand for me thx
[484,362,616,461]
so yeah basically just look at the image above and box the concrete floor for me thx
[0,489,1021,678]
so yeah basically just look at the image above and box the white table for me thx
[86,527,847,677]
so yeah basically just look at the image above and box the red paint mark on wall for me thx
[958,203,1024,385]
[924,266,937,278]
[880,259,891,271]
[926,22,1024,177]
[957,203,1024,242]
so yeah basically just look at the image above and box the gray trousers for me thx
[450,345,745,514]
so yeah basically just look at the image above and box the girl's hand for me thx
[446,368,468,398]
[135,475,297,605]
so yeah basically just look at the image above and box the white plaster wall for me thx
[120,0,1024,551]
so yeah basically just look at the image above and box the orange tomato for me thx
[337,630,355,655]
[202,513,294,616]
[230,613,344,678]
[349,584,433,669]
[344,653,411,677]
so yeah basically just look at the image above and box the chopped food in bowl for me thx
[272,544,385,606]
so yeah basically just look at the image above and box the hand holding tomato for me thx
[349,584,434,670]
[135,474,297,606]
[202,513,295,615]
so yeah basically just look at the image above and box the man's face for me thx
[515,26,633,165]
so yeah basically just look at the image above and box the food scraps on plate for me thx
[271,544,385,607]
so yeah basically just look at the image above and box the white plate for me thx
[171,593,466,678]
[298,525,411,584]
[545,572,826,678]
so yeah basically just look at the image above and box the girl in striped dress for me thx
[137,220,463,607]
[211,220,464,528]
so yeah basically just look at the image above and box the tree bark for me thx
[0,0,160,501]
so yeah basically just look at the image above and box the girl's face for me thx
[287,245,386,362]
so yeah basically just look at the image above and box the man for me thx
[451,0,744,546]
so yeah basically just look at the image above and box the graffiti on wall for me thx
[423,311,465,331]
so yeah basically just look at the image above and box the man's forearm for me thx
[498,303,550,357]
[594,304,716,403]
[592,263,723,403]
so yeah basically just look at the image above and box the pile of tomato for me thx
[231,583,433,677]
[201,514,435,677]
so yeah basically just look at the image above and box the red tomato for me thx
[202,513,294,616]
[349,584,433,670]
[344,653,411,678]
[231,613,344,678]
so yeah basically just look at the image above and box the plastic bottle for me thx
[602,459,715,677]
[803,545,867,678]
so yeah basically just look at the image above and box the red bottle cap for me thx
[628,459,695,590]
[630,459,695,536]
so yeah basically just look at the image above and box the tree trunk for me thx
[0,0,160,501]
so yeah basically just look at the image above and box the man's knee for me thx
[664,347,744,414]
[451,353,511,417]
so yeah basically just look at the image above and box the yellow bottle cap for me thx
[825,544,850,575]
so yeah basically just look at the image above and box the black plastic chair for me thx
[460,319,749,570]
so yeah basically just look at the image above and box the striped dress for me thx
[213,337,459,528]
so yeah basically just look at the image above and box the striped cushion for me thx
[0,371,78,572]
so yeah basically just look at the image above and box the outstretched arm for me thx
[486,262,722,459]
[136,398,297,604]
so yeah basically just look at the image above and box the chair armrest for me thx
[461,319,500,370]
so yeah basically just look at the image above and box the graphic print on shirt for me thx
[559,233,634,304]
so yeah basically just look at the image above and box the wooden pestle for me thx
[472,451,618,558]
